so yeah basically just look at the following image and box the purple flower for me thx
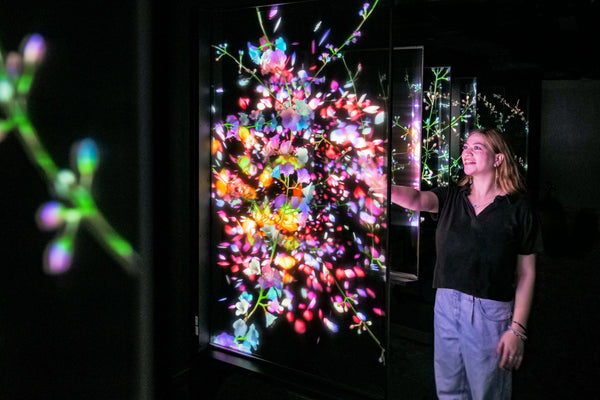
[297,168,311,184]
[279,163,294,176]
[281,107,300,131]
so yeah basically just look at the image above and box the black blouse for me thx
[431,186,543,301]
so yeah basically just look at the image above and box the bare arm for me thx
[512,253,536,331]
[497,253,536,370]
[389,185,439,213]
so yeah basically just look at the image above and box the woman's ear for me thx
[494,153,505,167]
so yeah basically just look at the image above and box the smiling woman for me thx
[387,127,542,399]
[459,128,526,199]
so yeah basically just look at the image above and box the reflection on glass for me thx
[475,89,529,171]
[422,67,452,189]
[450,76,477,183]
[389,47,423,281]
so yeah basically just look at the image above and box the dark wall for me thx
[0,2,145,399]
[540,80,600,210]
[538,80,600,256]
[149,0,200,398]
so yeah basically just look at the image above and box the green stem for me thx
[313,0,380,79]
[256,7,271,46]
[213,45,277,102]
[243,224,281,322]
[85,213,139,276]
[245,285,267,323]
[12,105,59,182]
[325,263,384,352]
[9,98,139,276]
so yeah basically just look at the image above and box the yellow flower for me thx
[238,126,256,149]
[211,138,222,154]
[259,166,273,187]
[281,235,300,251]
[234,182,257,200]
[241,218,258,245]
[276,207,299,232]
[215,169,231,197]
[275,253,296,270]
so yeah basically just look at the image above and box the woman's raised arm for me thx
[389,185,439,213]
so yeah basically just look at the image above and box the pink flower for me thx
[260,48,287,74]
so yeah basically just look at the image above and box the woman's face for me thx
[461,133,497,176]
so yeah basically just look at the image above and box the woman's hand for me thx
[497,329,525,370]
[369,174,387,199]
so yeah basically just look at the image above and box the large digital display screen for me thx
[208,1,391,396]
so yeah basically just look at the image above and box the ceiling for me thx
[391,0,600,79]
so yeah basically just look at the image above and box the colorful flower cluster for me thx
[211,3,387,362]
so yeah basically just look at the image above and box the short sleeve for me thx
[430,186,450,220]
[519,202,544,255]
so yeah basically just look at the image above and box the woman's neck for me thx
[470,176,500,198]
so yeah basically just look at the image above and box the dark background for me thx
[1,0,598,399]
[0,2,142,399]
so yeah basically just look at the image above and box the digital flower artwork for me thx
[210,2,388,362]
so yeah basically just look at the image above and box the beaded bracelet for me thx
[512,320,527,332]
[508,326,528,342]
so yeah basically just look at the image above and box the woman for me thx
[387,128,542,399]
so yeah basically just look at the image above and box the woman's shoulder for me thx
[430,185,467,208]
[431,184,465,195]
[505,192,538,216]
[506,191,532,206]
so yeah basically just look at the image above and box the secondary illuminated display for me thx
[209,1,388,369]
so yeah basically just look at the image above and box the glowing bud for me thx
[36,201,65,230]
[54,169,77,197]
[6,52,23,78]
[44,237,73,275]
[74,138,99,175]
[23,33,46,65]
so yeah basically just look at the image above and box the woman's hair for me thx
[458,128,526,194]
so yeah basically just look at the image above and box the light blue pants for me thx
[434,288,513,400]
